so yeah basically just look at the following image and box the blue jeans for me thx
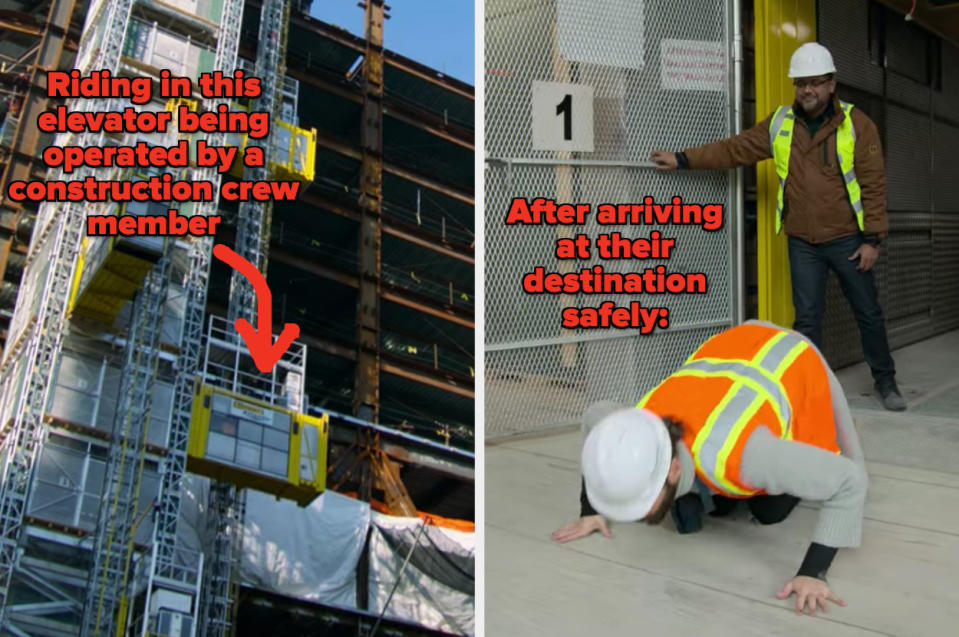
[787,235,896,387]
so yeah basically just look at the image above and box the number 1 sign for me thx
[531,81,594,153]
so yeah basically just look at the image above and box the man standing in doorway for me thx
[651,42,905,411]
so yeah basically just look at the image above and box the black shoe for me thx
[876,383,907,412]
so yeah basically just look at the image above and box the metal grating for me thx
[819,213,938,370]
[818,0,882,95]
[933,120,959,211]
[816,3,959,373]
[932,215,959,333]
[885,105,932,211]
[485,0,739,438]
[886,73,931,114]
[486,325,724,438]
[935,42,959,125]
[883,213,935,339]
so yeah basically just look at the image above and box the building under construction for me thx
[0,0,474,635]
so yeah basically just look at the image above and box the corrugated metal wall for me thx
[818,0,959,369]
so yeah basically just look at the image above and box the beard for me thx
[799,92,829,115]
[643,476,679,525]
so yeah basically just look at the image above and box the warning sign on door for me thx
[660,39,727,92]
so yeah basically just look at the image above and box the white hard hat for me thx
[581,408,672,522]
[788,42,836,78]
[580,400,626,439]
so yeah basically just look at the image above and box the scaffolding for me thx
[0,0,138,620]
[0,0,244,633]
[198,0,292,633]
[81,259,169,636]
[136,0,246,633]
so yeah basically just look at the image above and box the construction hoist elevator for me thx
[0,0,321,635]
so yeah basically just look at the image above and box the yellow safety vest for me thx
[768,101,864,234]
[637,323,840,496]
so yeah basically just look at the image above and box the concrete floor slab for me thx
[486,330,959,636]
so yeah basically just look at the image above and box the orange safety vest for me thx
[638,323,840,498]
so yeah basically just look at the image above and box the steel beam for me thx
[317,136,474,206]
[298,190,474,265]
[263,244,474,328]
[0,11,43,37]
[353,0,386,423]
[0,0,77,283]
[217,221,472,327]
[283,8,474,101]
[289,68,473,150]
[298,333,474,399]
[239,51,474,151]
[380,360,474,399]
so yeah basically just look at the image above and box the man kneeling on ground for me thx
[551,320,867,616]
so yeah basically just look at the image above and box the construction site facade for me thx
[0,0,474,635]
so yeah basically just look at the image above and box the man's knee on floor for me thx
[751,509,790,525]
[671,493,704,534]
[748,494,800,525]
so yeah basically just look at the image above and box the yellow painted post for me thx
[66,237,87,314]
[113,596,129,637]
[187,383,211,458]
[754,0,816,327]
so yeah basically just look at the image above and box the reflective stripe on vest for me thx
[639,329,810,496]
[768,101,864,234]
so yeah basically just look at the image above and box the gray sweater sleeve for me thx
[739,326,869,548]
[740,430,867,547]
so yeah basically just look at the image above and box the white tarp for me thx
[186,480,474,632]
[368,514,475,636]
[240,489,371,607]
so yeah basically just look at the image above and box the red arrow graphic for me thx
[212,243,300,373]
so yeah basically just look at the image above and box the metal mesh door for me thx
[485,0,743,438]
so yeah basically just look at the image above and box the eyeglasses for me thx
[793,77,832,89]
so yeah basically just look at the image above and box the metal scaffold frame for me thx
[354,0,386,424]
[0,0,136,622]
[139,0,247,634]
[200,0,292,634]
[82,258,170,636]
[0,0,458,632]
[0,0,245,633]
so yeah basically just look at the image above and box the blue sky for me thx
[310,1,475,85]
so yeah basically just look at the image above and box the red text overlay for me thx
[4,68,303,238]
[506,197,725,332]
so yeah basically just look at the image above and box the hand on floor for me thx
[776,575,846,616]
[550,515,611,543]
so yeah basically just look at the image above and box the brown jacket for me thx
[684,95,888,244]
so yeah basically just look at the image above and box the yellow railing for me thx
[187,383,328,506]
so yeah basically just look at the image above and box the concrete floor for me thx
[486,330,959,636]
